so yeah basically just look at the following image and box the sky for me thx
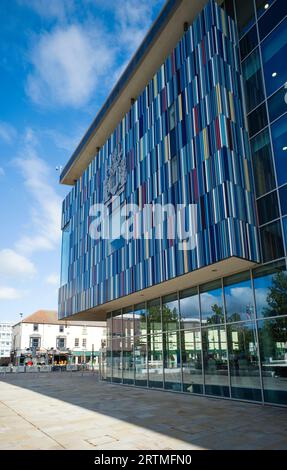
[0,0,165,323]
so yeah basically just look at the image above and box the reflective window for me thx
[271,114,287,186]
[162,293,179,331]
[258,0,287,40]
[260,220,284,262]
[257,190,279,225]
[247,102,268,137]
[163,331,182,391]
[256,0,276,18]
[223,0,235,19]
[179,287,200,329]
[258,317,287,404]
[242,48,265,112]
[227,322,261,401]
[147,298,162,334]
[134,303,147,336]
[181,329,203,394]
[253,260,287,318]
[106,312,112,338]
[279,185,287,215]
[134,336,148,387]
[148,334,163,388]
[104,336,112,381]
[112,337,122,383]
[123,336,134,384]
[235,0,255,37]
[112,310,122,338]
[169,103,176,131]
[202,326,229,397]
[200,280,224,325]
[224,271,254,322]
[171,155,178,185]
[261,19,287,96]
[60,222,71,286]
[240,26,258,61]
[122,306,134,337]
[250,129,276,196]
[268,85,287,123]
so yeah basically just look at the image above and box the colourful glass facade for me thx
[59,0,259,318]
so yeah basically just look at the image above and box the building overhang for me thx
[60,0,224,186]
[62,256,258,322]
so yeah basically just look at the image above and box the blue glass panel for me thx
[261,18,287,96]
[279,185,287,215]
[271,115,287,186]
[60,222,70,286]
[268,85,287,123]
[258,0,287,40]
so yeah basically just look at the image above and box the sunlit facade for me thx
[59,0,287,406]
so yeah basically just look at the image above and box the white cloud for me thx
[0,167,5,177]
[0,286,24,300]
[14,129,62,255]
[26,25,114,108]
[0,249,36,278]
[0,121,16,144]
[17,0,73,22]
[45,273,60,286]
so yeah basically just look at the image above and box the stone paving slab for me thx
[0,373,286,450]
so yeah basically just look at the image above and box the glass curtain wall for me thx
[101,260,287,406]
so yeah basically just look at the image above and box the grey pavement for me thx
[0,372,286,450]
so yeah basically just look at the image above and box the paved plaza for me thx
[0,372,286,450]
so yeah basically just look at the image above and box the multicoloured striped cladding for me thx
[59,0,260,319]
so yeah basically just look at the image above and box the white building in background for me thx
[12,310,106,367]
[0,322,13,364]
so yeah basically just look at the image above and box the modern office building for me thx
[59,0,287,406]
[0,322,13,365]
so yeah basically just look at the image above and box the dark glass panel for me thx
[250,129,276,196]
[271,114,287,186]
[224,271,254,322]
[163,331,182,391]
[242,49,265,112]
[253,260,287,318]
[247,102,268,137]
[258,317,287,404]
[181,329,203,394]
[257,190,279,225]
[123,336,134,384]
[260,221,284,262]
[162,293,179,331]
[240,26,258,61]
[279,185,287,216]
[268,85,287,123]
[134,303,147,336]
[200,280,224,325]
[179,287,200,329]
[223,0,235,19]
[122,306,134,337]
[261,18,287,96]
[227,322,261,401]
[134,336,148,387]
[147,298,162,334]
[258,0,287,40]
[235,0,255,37]
[148,334,163,388]
[202,326,230,397]
[256,0,275,18]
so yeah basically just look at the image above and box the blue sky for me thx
[0,0,165,323]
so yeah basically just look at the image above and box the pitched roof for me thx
[20,310,105,327]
